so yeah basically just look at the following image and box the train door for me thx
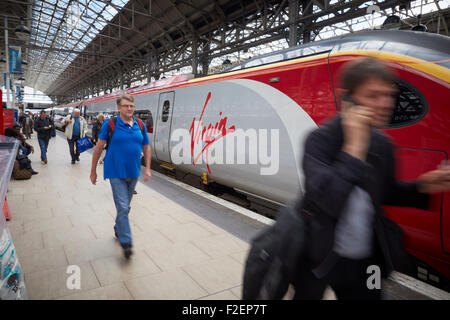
[154,91,175,163]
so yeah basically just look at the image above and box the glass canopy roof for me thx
[25,0,131,93]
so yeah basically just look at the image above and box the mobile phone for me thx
[342,94,357,106]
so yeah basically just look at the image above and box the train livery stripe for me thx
[187,53,331,84]
[329,50,450,84]
[56,49,449,108]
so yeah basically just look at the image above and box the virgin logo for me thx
[170,92,280,175]
[189,91,236,174]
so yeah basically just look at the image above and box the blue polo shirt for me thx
[99,116,149,179]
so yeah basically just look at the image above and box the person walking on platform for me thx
[62,108,87,164]
[34,110,53,164]
[90,94,151,259]
[91,113,106,164]
[294,57,450,300]
[22,113,34,139]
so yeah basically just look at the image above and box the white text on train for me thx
[171,127,280,175]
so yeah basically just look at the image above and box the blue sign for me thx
[3,73,12,89]
[9,46,22,75]
[16,86,23,103]
[13,109,18,124]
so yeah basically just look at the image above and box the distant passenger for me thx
[91,113,105,145]
[5,127,38,176]
[91,113,106,164]
[62,108,88,164]
[34,110,53,165]
[18,112,25,128]
[294,57,450,300]
[90,94,151,259]
[13,124,34,156]
[22,113,34,139]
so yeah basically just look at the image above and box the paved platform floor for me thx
[5,132,269,300]
[6,131,445,300]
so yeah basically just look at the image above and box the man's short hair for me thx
[40,110,46,115]
[117,94,134,106]
[340,57,396,95]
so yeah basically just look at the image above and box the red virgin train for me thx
[55,30,450,288]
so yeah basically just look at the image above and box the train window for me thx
[135,110,154,133]
[388,80,428,128]
[162,100,170,122]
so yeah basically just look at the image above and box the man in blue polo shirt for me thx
[90,94,151,259]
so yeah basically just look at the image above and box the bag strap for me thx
[137,118,145,138]
[107,117,117,146]
[107,116,145,145]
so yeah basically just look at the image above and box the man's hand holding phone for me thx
[341,95,374,162]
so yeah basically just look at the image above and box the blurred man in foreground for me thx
[295,57,450,300]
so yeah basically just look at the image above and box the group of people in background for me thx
[16,110,55,165]
[11,109,111,167]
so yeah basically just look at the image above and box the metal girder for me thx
[33,0,445,104]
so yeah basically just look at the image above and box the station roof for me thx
[1,0,132,92]
[1,0,448,105]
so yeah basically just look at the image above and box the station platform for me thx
[5,131,449,300]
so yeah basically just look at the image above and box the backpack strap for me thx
[137,118,145,138]
[106,117,117,147]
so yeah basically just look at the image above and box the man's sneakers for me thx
[122,244,133,260]
[41,159,47,165]
[114,230,133,259]
[31,169,39,175]
[76,156,80,162]
[71,160,75,164]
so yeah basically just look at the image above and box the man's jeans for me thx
[38,138,49,161]
[21,146,31,156]
[110,178,138,248]
[67,135,80,161]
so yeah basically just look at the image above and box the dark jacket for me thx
[91,120,103,143]
[34,117,53,140]
[302,115,429,277]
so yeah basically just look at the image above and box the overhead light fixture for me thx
[15,17,31,41]
[411,24,427,32]
[382,15,401,30]
[222,58,231,66]
[411,14,428,32]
